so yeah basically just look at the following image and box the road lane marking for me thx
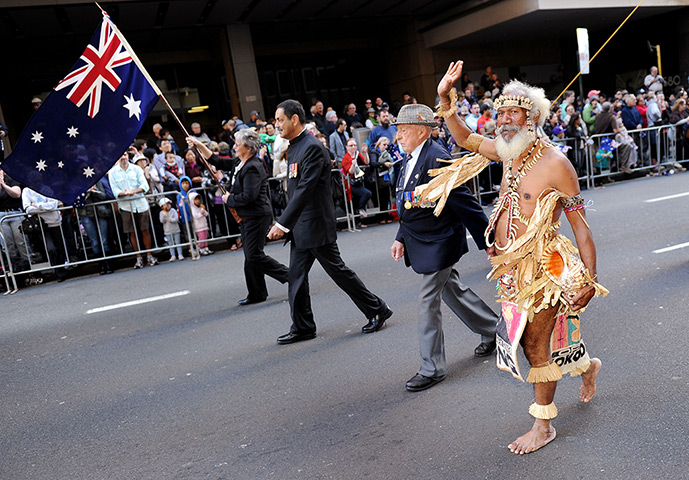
[645,191,689,203]
[86,290,190,314]
[653,242,689,254]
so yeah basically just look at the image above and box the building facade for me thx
[0,0,687,153]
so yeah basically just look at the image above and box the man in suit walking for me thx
[268,99,393,345]
[390,104,498,392]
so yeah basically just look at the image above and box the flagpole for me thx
[95,4,232,204]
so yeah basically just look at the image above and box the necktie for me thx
[399,154,411,186]
[396,154,411,216]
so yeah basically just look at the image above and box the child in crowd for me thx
[595,137,615,171]
[175,176,194,255]
[163,152,182,187]
[176,176,192,223]
[551,126,571,154]
[159,197,184,261]
[135,154,162,202]
[188,191,213,256]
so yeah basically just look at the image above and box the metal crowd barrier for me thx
[0,188,242,294]
[585,123,685,183]
[339,165,397,229]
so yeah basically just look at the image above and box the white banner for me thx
[577,28,590,74]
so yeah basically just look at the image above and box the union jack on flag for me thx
[2,13,160,205]
[55,19,133,118]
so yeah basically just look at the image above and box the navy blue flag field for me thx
[1,14,158,205]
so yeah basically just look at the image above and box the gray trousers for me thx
[0,211,30,272]
[417,266,497,378]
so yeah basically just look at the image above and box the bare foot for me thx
[508,420,557,455]
[580,357,602,403]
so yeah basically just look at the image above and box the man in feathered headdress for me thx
[419,61,608,454]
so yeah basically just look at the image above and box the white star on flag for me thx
[36,160,47,171]
[123,93,142,121]
[67,126,79,138]
[31,131,44,143]
[57,161,65,169]
[83,166,95,178]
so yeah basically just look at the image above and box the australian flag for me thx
[1,13,159,205]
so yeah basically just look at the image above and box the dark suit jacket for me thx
[224,156,272,219]
[277,130,337,250]
[395,139,488,274]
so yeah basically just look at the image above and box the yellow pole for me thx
[657,44,662,77]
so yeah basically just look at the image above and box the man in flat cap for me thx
[390,103,498,392]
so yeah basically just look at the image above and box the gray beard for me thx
[494,128,536,162]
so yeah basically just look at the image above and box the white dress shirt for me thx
[403,142,426,187]
[108,162,150,213]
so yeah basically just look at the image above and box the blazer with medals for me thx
[278,130,337,250]
[224,156,272,219]
[395,138,489,274]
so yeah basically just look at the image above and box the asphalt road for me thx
[1,172,689,480]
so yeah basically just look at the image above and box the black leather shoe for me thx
[474,340,497,357]
[362,305,393,333]
[238,297,267,306]
[277,331,316,345]
[405,373,446,392]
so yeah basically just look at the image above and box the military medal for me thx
[404,191,412,209]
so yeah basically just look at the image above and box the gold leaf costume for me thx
[415,139,608,320]
[489,187,608,320]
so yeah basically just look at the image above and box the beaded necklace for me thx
[485,138,546,250]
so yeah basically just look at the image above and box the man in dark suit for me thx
[268,99,392,345]
[390,104,498,392]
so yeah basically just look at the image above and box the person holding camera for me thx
[644,66,665,94]
[341,138,372,221]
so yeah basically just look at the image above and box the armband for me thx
[561,194,584,213]
[435,88,459,119]
[465,133,484,153]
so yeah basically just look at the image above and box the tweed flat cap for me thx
[393,104,436,126]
